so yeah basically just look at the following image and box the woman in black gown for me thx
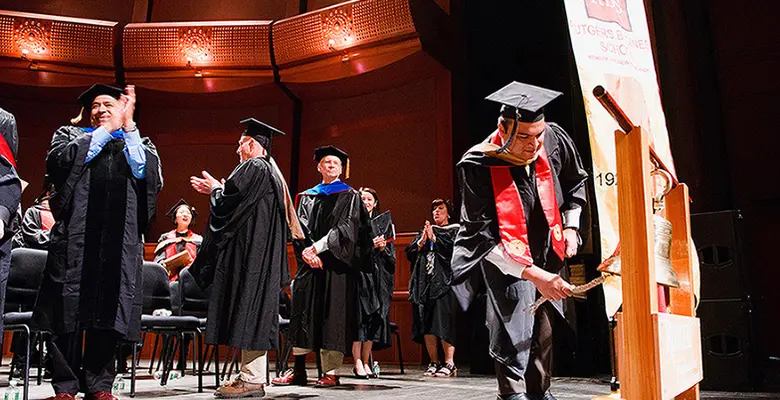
[352,187,396,378]
[406,199,459,377]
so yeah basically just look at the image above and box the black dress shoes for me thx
[497,392,556,400]
[497,394,534,400]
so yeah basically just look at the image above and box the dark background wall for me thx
[650,0,780,387]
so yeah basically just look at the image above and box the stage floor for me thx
[3,364,778,399]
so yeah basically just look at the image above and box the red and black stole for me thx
[488,132,564,265]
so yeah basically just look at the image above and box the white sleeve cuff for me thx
[562,208,582,230]
[313,236,329,254]
[485,243,528,279]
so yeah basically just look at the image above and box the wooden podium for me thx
[595,86,703,399]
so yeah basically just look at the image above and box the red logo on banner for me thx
[585,0,632,32]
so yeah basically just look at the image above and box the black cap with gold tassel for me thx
[71,84,124,125]
[314,145,350,179]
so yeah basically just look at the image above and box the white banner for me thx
[562,0,676,316]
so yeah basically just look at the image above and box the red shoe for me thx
[314,374,340,388]
[45,395,77,400]
[88,392,119,400]
[271,368,307,386]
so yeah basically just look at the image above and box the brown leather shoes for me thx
[214,378,266,398]
[314,374,340,388]
[45,394,77,400]
[271,368,307,386]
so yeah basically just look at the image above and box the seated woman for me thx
[406,199,460,378]
[154,199,202,281]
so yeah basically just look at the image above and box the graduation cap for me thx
[485,81,562,153]
[240,117,285,151]
[486,81,562,122]
[70,84,124,125]
[165,199,198,224]
[314,145,350,179]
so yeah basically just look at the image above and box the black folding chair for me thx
[4,248,49,398]
[127,262,204,397]
[3,312,33,400]
[173,268,216,385]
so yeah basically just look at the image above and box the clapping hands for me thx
[417,220,436,249]
[190,171,223,195]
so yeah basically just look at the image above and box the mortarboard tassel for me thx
[345,158,350,179]
[70,107,84,125]
[496,118,518,154]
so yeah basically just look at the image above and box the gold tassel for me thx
[345,158,350,180]
[70,107,84,125]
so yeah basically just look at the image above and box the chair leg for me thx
[220,347,232,380]
[213,345,221,387]
[225,348,239,381]
[281,342,292,373]
[130,340,137,397]
[9,355,15,380]
[22,326,31,400]
[135,333,145,366]
[191,333,197,375]
[179,333,186,376]
[165,335,180,386]
[36,333,44,385]
[395,330,404,375]
[196,330,203,393]
[149,333,160,374]
[204,345,213,372]
[157,334,173,376]
[159,335,173,386]
[275,333,283,377]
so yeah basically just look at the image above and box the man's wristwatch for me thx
[123,123,138,133]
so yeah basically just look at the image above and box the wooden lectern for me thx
[594,86,703,399]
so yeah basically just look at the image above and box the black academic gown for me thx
[19,204,53,249]
[289,186,370,354]
[32,126,162,341]
[189,156,290,351]
[406,224,459,344]
[356,211,396,349]
[451,123,588,378]
[0,108,22,334]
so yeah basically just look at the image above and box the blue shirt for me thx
[84,126,146,179]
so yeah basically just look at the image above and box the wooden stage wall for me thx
[137,232,424,366]
[1,234,424,368]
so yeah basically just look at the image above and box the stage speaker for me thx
[690,210,749,301]
[698,299,758,391]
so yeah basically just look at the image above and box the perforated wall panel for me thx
[0,11,117,68]
[123,22,271,69]
[273,0,416,65]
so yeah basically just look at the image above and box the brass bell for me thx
[650,168,679,288]
[597,168,680,288]
[652,214,680,287]
[596,218,680,288]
